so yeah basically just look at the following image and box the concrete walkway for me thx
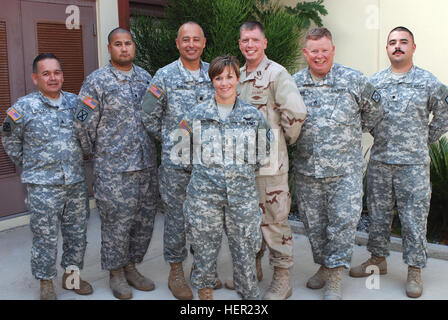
[1,209,447,300]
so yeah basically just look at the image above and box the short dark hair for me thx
[240,21,265,36]
[208,55,240,80]
[388,26,414,43]
[108,27,133,44]
[305,27,333,43]
[32,53,62,74]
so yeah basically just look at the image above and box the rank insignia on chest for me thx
[149,85,163,99]
[83,96,98,110]
[179,119,191,135]
[7,107,21,122]
[371,90,381,103]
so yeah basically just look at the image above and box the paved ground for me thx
[1,209,447,300]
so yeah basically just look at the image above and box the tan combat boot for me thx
[168,262,193,300]
[406,266,423,298]
[110,267,132,300]
[306,265,329,289]
[124,262,155,291]
[262,267,292,300]
[349,254,387,278]
[198,288,213,300]
[324,266,343,300]
[62,269,93,295]
[40,279,57,300]
[224,255,263,290]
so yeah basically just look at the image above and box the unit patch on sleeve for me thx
[7,107,21,122]
[179,119,191,135]
[149,85,163,99]
[371,90,381,103]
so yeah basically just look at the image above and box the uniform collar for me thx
[38,91,69,110]
[176,58,209,83]
[303,63,337,87]
[200,98,242,123]
[383,65,416,84]
[240,55,270,83]
[107,62,143,82]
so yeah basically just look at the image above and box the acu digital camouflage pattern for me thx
[366,160,431,267]
[237,55,306,269]
[1,91,89,280]
[183,98,271,299]
[2,91,85,184]
[293,63,383,269]
[74,63,157,270]
[73,62,156,173]
[140,58,214,263]
[27,182,89,279]
[366,66,448,268]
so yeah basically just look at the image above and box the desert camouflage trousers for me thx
[366,160,431,268]
[294,171,363,268]
[256,173,294,269]
[94,167,157,270]
[27,182,89,279]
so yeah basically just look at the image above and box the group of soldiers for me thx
[1,19,447,300]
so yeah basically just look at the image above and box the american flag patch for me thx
[83,96,98,110]
[149,85,163,99]
[7,107,21,122]
[179,119,191,135]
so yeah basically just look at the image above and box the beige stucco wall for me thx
[96,0,119,67]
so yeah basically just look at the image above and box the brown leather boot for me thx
[349,254,387,278]
[168,262,193,300]
[306,265,329,289]
[124,262,155,291]
[110,268,132,300]
[62,270,93,295]
[40,279,57,300]
[262,267,292,300]
[406,266,423,298]
[198,288,213,300]
[224,254,263,290]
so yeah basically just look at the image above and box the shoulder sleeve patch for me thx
[371,90,381,103]
[444,95,448,105]
[7,107,21,122]
[179,119,191,135]
[83,96,99,110]
[149,85,163,99]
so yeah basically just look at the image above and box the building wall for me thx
[96,0,119,67]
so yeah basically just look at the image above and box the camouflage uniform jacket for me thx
[141,58,214,169]
[74,62,155,173]
[237,55,306,177]
[185,97,272,206]
[293,63,383,178]
[370,65,448,165]
[1,91,85,185]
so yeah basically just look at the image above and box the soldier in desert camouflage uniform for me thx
[225,21,306,300]
[349,27,448,299]
[140,22,216,300]
[184,55,272,300]
[1,53,93,300]
[292,28,382,300]
[73,28,157,300]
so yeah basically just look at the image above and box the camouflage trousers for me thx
[294,171,363,268]
[366,160,431,268]
[26,181,89,280]
[159,165,190,263]
[94,167,157,270]
[256,173,293,269]
[184,178,262,299]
